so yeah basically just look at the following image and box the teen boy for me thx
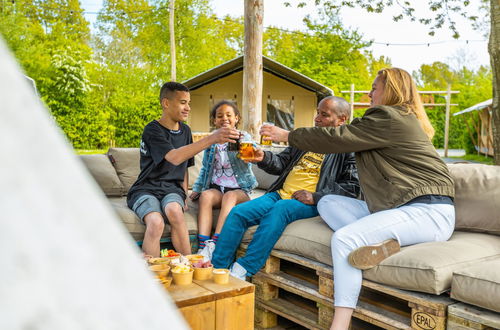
[127,82,239,257]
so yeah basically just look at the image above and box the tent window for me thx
[266,98,294,131]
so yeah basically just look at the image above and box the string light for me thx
[6,2,487,47]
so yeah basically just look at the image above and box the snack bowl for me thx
[212,268,230,284]
[160,277,172,289]
[171,265,194,285]
[149,264,170,278]
[147,257,171,266]
[186,254,204,263]
[193,265,213,281]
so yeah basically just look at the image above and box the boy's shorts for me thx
[132,193,185,224]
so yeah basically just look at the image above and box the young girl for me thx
[190,100,257,259]
[261,68,455,329]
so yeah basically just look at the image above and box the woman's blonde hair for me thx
[377,68,435,139]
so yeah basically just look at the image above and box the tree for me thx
[264,6,388,94]
[288,0,499,164]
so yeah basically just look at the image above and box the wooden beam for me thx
[242,0,264,141]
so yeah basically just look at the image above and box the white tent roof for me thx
[0,38,188,330]
[454,99,492,116]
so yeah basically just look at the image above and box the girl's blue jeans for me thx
[212,192,319,275]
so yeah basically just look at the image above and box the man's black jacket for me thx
[257,147,360,204]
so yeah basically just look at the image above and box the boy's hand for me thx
[190,191,200,201]
[260,125,290,143]
[212,126,240,144]
[291,190,314,205]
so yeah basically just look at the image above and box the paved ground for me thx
[435,149,471,163]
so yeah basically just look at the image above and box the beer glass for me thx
[260,122,274,146]
[238,138,255,161]
[227,131,241,152]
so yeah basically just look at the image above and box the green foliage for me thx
[413,62,492,150]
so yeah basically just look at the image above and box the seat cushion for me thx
[107,148,140,193]
[80,154,124,196]
[448,163,500,235]
[108,197,197,242]
[451,258,500,313]
[364,232,500,294]
[263,220,500,295]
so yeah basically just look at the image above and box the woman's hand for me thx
[260,124,290,143]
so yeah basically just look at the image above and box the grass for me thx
[449,153,495,165]
[75,149,107,155]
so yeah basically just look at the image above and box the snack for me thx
[193,260,213,268]
[161,249,181,258]
[172,264,192,274]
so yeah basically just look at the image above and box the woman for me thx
[260,68,455,330]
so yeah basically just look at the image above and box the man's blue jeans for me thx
[212,192,319,275]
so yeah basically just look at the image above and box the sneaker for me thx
[229,262,247,281]
[198,239,216,261]
[348,239,400,270]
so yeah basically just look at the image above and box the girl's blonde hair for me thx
[377,68,435,139]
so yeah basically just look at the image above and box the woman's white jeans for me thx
[318,195,455,308]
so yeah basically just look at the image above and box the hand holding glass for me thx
[260,122,274,146]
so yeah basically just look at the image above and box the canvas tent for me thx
[454,99,494,157]
[183,55,333,134]
[0,38,188,330]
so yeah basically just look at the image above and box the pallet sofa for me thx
[80,147,500,329]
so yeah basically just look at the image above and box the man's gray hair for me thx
[320,96,351,119]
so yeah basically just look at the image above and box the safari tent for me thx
[454,99,494,157]
[183,55,333,134]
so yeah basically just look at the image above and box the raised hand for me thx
[211,126,240,144]
[259,124,290,143]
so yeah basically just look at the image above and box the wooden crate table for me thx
[167,276,255,330]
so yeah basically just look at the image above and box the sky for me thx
[80,0,490,74]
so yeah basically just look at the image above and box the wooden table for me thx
[167,276,255,330]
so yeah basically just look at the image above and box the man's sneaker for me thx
[348,239,400,270]
[229,262,247,281]
[198,239,216,261]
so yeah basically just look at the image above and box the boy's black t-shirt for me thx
[127,120,194,208]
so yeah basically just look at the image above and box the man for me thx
[211,96,360,279]
[127,82,239,257]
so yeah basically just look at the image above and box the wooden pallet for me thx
[242,247,455,330]
[447,303,500,330]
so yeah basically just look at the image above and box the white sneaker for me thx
[198,239,216,261]
[229,262,247,281]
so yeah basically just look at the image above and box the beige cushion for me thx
[272,217,333,265]
[265,222,500,295]
[107,148,140,193]
[80,154,124,197]
[364,231,500,294]
[448,163,500,235]
[253,165,278,190]
[108,197,198,242]
[188,153,203,189]
[451,258,500,313]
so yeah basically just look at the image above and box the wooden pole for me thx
[349,83,355,122]
[169,0,176,81]
[242,0,263,140]
[444,84,451,157]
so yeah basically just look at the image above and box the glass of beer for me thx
[238,138,255,161]
[260,122,274,146]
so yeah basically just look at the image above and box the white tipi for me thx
[0,38,188,330]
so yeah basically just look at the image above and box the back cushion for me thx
[188,153,203,189]
[107,148,140,193]
[448,163,500,235]
[80,154,124,196]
